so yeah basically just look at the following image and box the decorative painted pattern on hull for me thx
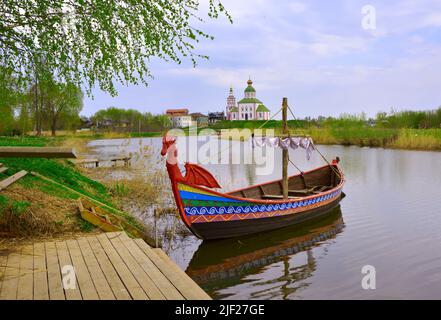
[177,183,343,223]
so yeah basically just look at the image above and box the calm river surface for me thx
[88,137,441,299]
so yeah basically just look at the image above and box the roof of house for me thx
[256,104,270,112]
[166,108,189,116]
[208,112,225,117]
[190,112,208,118]
[237,97,263,104]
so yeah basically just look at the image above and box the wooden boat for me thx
[162,98,345,240]
[77,198,156,246]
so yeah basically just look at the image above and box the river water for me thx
[87,137,441,299]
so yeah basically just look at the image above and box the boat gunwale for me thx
[175,163,345,205]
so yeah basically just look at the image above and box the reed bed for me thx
[220,127,441,151]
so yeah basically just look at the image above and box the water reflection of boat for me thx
[186,206,345,292]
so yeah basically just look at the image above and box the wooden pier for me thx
[0,147,77,158]
[0,232,210,300]
[74,156,131,168]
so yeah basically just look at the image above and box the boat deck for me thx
[0,232,210,300]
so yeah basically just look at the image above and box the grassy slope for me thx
[0,136,143,234]
[0,136,58,147]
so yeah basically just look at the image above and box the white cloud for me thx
[423,12,441,27]
[167,67,249,88]
[307,33,367,56]
[288,2,308,14]
[85,0,441,117]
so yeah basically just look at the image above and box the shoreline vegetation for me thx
[1,108,440,244]
[209,108,441,151]
[2,124,440,152]
[0,125,438,249]
[218,126,441,151]
[0,135,149,247]
[0,133,179,249]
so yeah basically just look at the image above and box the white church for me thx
[226,79,270,121]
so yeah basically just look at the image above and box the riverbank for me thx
[210,121,441,151]
[289,127,441,151]
[2,125,441,152]
[0,131,163,146]
[0,136,148,248]
[0,126,439,243]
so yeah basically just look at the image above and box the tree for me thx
[0,1,231,95]
[91,107,171,132]
[0,67,16,134]
[42,79,83,136]
[17,103,33,136]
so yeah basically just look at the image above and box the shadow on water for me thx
[186,205,345,299]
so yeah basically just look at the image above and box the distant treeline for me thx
[212,107,441,130]
[312,108,441,129]
[91,107,171,133]
[375,108,441,129]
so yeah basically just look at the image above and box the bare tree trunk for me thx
[33,79,41,136]
[37,89,44,136]
[51,122,56,136]
[50,106,57,136]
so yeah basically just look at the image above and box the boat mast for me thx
[282,97,289,199]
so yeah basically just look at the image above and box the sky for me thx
[82,0,441,119]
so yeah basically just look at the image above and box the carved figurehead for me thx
[161,132,221,189]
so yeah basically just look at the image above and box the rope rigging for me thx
[286,103,342,179]
[195,100,341,181]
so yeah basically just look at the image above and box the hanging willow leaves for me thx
[0,0,231,95]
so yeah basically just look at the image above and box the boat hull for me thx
[171,164,345,240]
[189,193,343,239]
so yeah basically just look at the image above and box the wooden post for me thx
[282,97,289,199]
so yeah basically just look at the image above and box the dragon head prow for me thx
[161,131,177,156]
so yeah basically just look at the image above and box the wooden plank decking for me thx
[0,232,210,300]
[0,170,28,191]
[72,156,131,168]
[0,147,77,158]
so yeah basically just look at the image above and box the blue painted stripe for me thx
[179,190,243,203]
[183,190,341,216]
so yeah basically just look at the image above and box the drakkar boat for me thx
[161,99,345,240]
[161,137,345,240]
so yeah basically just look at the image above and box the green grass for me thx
[211,120,306,131]
[210,120,441,151]
[0,156,144,230]
[0,132,108,147]
[11,200,31,216]
[326,128,397,147]
[129,132,163,137]
[0,194,31,217]
[78,219,95,232]
[303,127,441,150]
[0,158,111,204]
[0,194,9,215]
[0,136,56,147]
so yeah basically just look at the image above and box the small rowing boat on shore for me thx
[77,198,156,246]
